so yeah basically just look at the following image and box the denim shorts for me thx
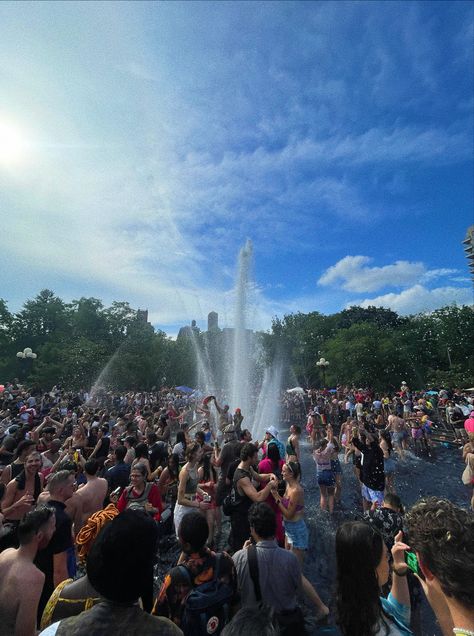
[284,518,309,550]
[318,469,335,487]
[361,484,384,505]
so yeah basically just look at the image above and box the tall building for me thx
[137,309,149,322]
[462,225,474,286]
[208,311,219,331]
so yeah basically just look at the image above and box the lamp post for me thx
[316,357,329,388]
[16,347,37,379]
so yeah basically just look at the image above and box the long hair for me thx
[200,453,217,483]
[266,442,281,472]
[335,521,388,636]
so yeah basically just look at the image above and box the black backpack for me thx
[178,553,233,636]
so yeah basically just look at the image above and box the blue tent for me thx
[176,386,194,394]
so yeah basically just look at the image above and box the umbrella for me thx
[175,386,194,394]
[328,389,337,393]
[286,387,305,394]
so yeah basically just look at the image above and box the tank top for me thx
[232,468,253,513]
[185,466,199,494]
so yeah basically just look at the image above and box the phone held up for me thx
[404,550,425,580]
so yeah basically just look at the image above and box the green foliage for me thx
[0,290,472,391]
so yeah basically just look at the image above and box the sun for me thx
[0,121,28,165]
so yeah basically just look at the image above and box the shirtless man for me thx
[0,506,56,636]
[68,459,107,535]
[386,413,407,459]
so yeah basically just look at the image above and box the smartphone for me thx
[110,486,122,497]
[404,550,424,579]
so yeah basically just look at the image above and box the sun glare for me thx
[0,121,28,165]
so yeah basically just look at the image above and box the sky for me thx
[0,0,473,337]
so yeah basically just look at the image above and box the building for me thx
[208,311,219,331]
[462,225,474,286]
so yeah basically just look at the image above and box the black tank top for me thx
[232,468,253,513]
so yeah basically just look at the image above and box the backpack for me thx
[178,553,233,636]
[124,482,153,512]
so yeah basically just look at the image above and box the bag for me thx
[247,544,307,636]
[222,484,241,516]
[178,553,233,636]
[124,482,153,512]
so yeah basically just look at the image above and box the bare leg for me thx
[334,474,342,502]
[328,488,335,514]
[319,485,327,511]
[362,497,370,512]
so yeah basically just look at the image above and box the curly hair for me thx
[405,497,474,609]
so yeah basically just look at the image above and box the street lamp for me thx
[316,357,329,388]
[16,347,37,379]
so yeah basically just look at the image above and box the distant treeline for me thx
[0,290,473,391]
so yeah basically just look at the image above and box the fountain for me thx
[191,240,283,440]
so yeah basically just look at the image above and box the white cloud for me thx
[349,284,473,315]
[318,256,426,293]
[420,268,459,282]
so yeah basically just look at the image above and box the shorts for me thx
[331,458,342,474]
[384,457,396,475]
[392,431,403,446]
[284,518,309,550]
[173,503,196,538]
[361,484,384,505]
[318,469,335,488]
[411,428,423,440]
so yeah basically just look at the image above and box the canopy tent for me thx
[286,387,305,394]
[175,386,194,394]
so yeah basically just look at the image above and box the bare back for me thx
[74,477,108,527]
[0,549,44,636]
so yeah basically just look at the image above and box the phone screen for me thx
[404,550,424,578]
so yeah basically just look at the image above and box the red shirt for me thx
[117,483,163,521]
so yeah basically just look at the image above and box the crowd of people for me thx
[0,379,473,636]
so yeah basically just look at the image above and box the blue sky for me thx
[0,1,473,336]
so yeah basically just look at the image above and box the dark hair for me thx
[176,431,187,449]
[87,509,158,603]
[124,436,136,447]
[114,445,127,462]
[291,425,301,435]
[84,458,99,476]
[383,493,404,513]
[248,502,276,539]
[405,498,474,609]
[240,428,251,440]
[168,453,180,478]
[195,431,205,444]
[146,432,157,444]
[200,453,217,483]
[266,442,280,471]
[15,439,36,459]
[134,443,148,460]
[18,505,55,545]
[336,521,387,636]
[185,441,200,461]
[179,511,208,551]
[240,442,258,462]
[221,605,278,636]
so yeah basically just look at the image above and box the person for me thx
[39,504,119,630]
[0,506,56,636]
[172,431,187,465]
[1,450,44,525]
[147,431,168,472]
[313,431,336,514]
[405,497,474,636]
[262,426,286,461]
[157,453,180,517]
[386,413,407,459]
[380,430,396,493]
[352,426,385,511]
[68,458,108,534]
[363,493,404,550]
[335,521,413,636]
[272,459,329,619]
[286,424,301,462]
[153,511,238,633]
[39,510,182,635]
[197,452,219,547]
[173,442,211,537]
[87,426,110,468]
[116,462,163,521]
[35,470,76,624]
[229,443,277,552]
[232,502,306,635]
[0,439,36,485]
[232,408,244,438]
[213,425,241,506]
[132,442,153,479]
[258,443,285,545]
[105,445,130,493]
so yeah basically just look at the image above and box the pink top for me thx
[465,417,474,434]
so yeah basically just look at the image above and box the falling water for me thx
[189,240,282,437]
